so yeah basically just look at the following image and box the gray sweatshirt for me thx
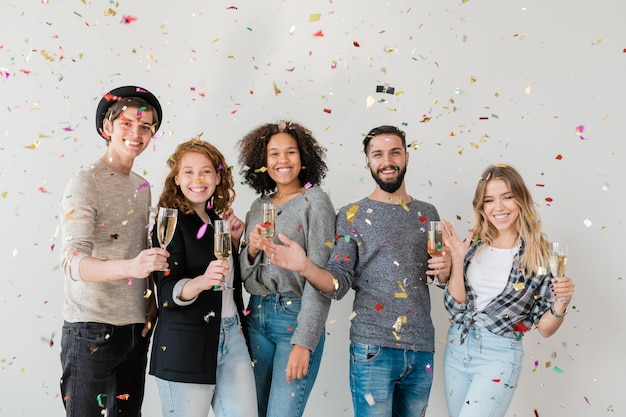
[324,197,439,352]
[240,186,335,351]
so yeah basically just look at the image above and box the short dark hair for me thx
[362,125,407,154]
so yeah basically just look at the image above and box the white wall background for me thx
[1,1,624,416]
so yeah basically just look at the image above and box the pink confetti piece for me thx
[134,182,150,198]
[304,182,312,189]
[197,223,208,239]
[575,125,586,140]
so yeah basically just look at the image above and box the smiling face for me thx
[266,132,302,191]
[481,178,520,236]
[103,106,154,160]
[175,151,221,213]
[365,133,408,194]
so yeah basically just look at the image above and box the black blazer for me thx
[149,209,248,384]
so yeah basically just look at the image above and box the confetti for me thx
[121,15,138,24]
[575,125,587,140]
[197,223,208,239]
[346,204,359,224]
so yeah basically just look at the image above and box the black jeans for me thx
[60,321,150,417]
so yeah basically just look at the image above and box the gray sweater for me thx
[59,160,151,326]
[324,197,439,352]
[240,186,335,351]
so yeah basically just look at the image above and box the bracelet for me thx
[550,303,568,318]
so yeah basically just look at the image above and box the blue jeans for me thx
[247,294,325,417]
[350,341,433,417]
[444,324,524,417]
[155,315,257,417]
[59,321,150,417]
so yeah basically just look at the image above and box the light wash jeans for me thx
[349,341,433,417]
[247,294,325,417]
[155,315,257,417]
[444,324,524,417]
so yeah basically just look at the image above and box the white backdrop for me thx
[1,1,624,416]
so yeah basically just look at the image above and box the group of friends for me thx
[58,85,575,417]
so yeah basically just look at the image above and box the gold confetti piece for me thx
[104,8,116,16]
[513,282,525,291]
[524,85,532,95]
[397,281,406,292]
[470,75,477,83]
[349,311,357,321]
[40,50,55,62]
[24,141,41,149]
[324,241,333,248]
[143,289,152,299]
[394,292,408,299]
[1,191,7,198]
[397,196,409,211]
[308,13,322,22]
[346,204,359,224]
[273,82,281,95]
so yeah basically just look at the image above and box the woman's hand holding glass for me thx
[202,259,230,291]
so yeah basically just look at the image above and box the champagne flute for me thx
[427,221,443,285]
[260,202,276,265]
[156,207,178,270]
[548,242,568,302]
[157,208,178,249]
[213,220,234,291]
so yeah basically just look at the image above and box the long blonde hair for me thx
[157,137,235,216]
[471,164,548,275]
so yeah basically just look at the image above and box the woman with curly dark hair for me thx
[237,121,335,417]
[149,138,257,417]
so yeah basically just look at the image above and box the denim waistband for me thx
[251,293,301,302]
[221,315,239,327]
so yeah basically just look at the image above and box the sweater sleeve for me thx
[239,198,270,295]
[322,204,358,300]
[290,188,335,350]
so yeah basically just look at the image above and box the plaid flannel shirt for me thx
[443,239,553,344]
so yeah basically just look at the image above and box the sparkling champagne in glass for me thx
[548,242,568,302]
[157,207,178,249]
[213,220,233,291]
[427,221,443,284]
[260,202,276,265]
[260,202,276,239]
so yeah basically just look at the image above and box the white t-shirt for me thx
[467,245,519,311]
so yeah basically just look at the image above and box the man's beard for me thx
[370,165,406,194]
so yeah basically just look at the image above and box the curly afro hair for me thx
[237,121,328,195]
